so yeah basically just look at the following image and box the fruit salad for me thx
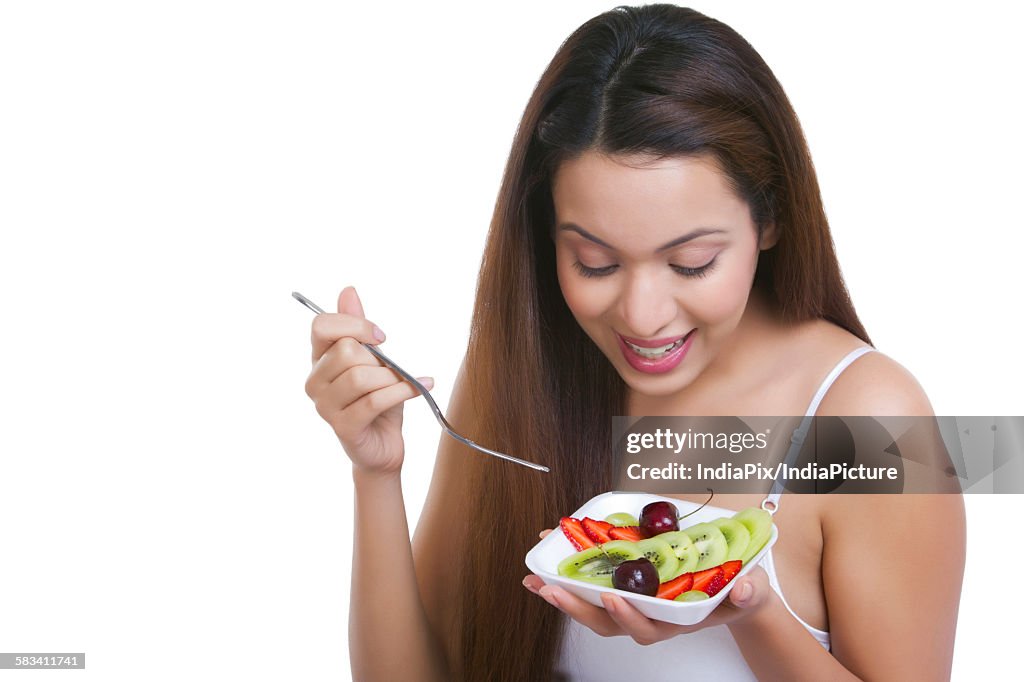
[557,502,773,602]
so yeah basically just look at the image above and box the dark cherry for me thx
[639,501,679,538]
[612,558,659,596]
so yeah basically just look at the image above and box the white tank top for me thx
[555,346,875,681]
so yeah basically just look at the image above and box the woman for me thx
[304,5,965,680]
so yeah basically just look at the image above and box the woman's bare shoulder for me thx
[818,351,934,417]
[795,320,934,417]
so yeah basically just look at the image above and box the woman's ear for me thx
[759,222,779,250]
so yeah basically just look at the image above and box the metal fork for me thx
[293,291,550,473]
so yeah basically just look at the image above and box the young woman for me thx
[304,5,965,680]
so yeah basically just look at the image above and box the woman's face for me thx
[552,151,775,399]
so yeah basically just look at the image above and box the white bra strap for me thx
[801,346,876,422]
[760,346,876,514]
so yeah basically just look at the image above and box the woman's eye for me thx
[670,258,717,279]
[573,261,619,278]
[572,258,718,279]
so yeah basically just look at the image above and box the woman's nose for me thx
[618,271,679,338]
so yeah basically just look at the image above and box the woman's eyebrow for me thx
[557,222,727,252]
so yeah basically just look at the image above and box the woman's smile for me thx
[616,329,697,373]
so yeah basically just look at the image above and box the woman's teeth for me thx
[626,338,684,358]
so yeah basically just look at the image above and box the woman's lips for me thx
[616,329,697,374]
[618,332,689,348]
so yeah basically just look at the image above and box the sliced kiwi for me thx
[674,590,710,602]
[634,537,680,582]
[733,507,773,564]
[681,522,729,571]
[711,517,751,562]
[604,512,639,527]
[557,540,641,587]
[655,530,700,574]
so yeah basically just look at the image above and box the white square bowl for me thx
[524,491,778,626]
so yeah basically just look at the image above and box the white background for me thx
[1,1,1021,679]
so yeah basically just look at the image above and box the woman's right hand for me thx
[304,286,433,476]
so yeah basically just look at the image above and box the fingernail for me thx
[418,377,434,390]
[372,325,386,342]
[738,582,752,602]
[539,587,560,608]
[605,597,618,614]
[522,578,538,593]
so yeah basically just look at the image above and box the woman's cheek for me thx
[684,262,757,343]
[554,252,601,316]
[559,274,608,322]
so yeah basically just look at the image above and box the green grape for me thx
[675,590,710,602]
[604,512,639,527]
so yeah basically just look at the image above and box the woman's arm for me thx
[349,468,449,681]
[306,288,471,681]
[729,352,966,680]
[811,353,964,680]
[349,359,477,681]
[827,493,964,679]
[728,493,965,681]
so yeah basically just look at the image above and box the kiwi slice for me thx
[655,530,700,574]
[557,540,640,587]
[634,537,680,582]
[732,507,773,564]
[711,517,751,562]
[604,512,639,527]
[674,590,710,602]
[681,522,729,571]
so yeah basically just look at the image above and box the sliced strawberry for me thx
[691,566,726,596]
[656,572,694,600]
[581,517,614,544]
[703,572,727,597]
[559,517,595,551]
[720,560,742,585]
[608,525,644,542]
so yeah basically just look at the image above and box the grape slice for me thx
[604,512,640,527]
[674,590,710,602]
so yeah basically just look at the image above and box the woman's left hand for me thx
[523,529,775,644]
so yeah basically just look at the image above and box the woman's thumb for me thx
[729,577,760,608]
[338,286,365,317]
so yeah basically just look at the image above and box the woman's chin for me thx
[614,362,698,400]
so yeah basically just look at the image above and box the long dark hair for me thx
[451,5,870,680]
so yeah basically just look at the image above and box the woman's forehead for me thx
[552,151,753,244]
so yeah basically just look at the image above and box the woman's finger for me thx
[694,568,773,629]
[318,365,406,413]
[522,574,546,594]
[338,377,429,435]
[538,528,553,539]
[536,586,621,638]
[306,337,382,398]
[311,313,387,363]
[600,593,673,646]
[727,577,758,609]
[337,286,364,317]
